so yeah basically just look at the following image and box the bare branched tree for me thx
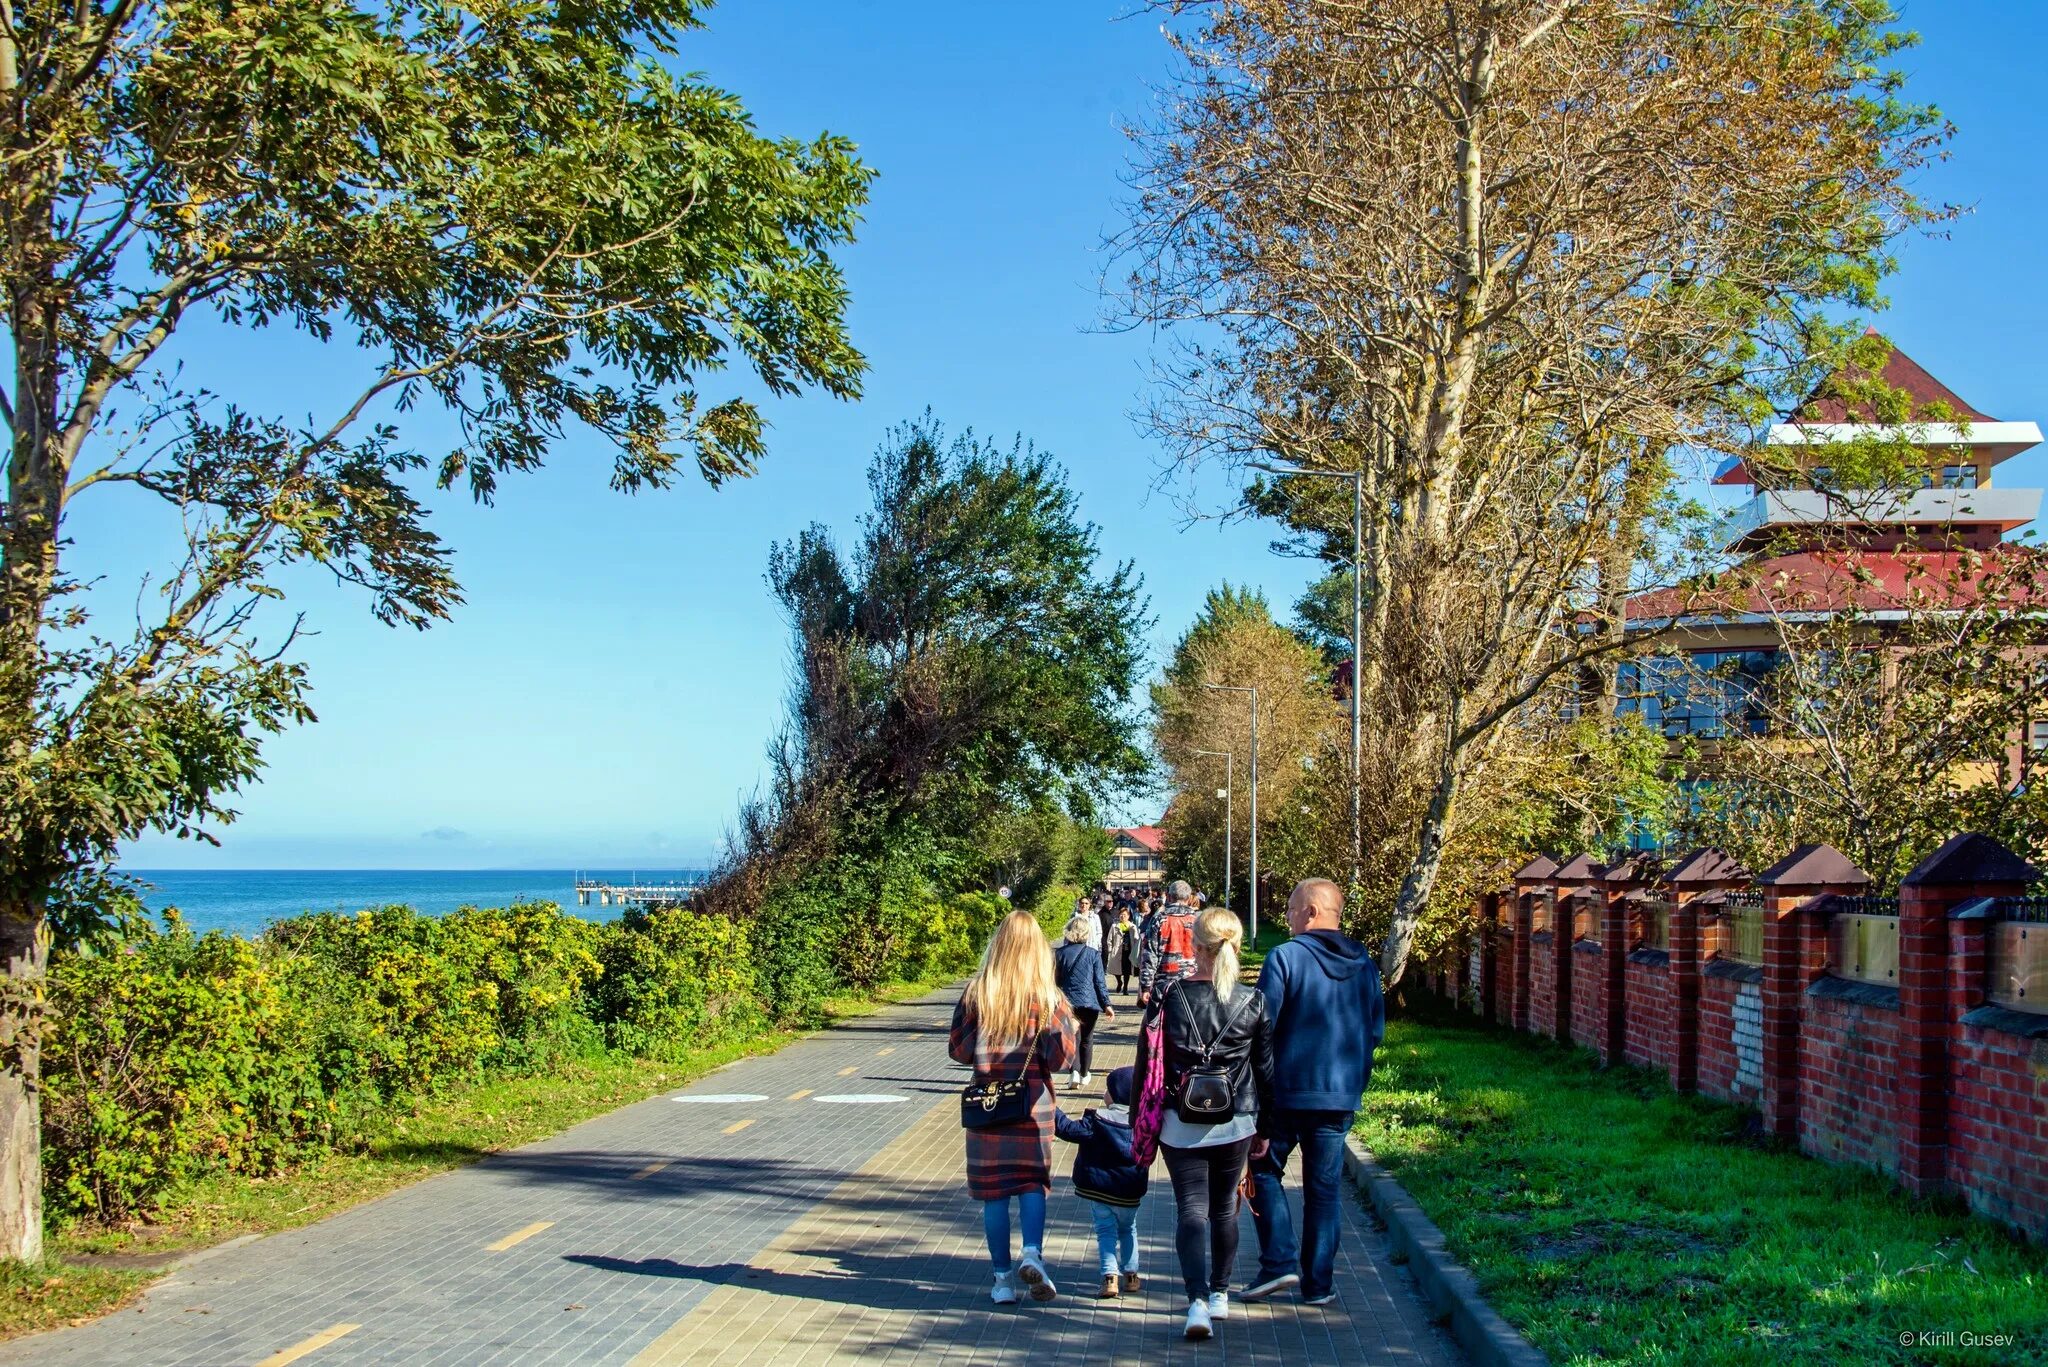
[1118,0,1946,987]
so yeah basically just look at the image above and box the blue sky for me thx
[108,1,2048,870]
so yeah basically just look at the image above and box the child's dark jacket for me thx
[1054,1104,1148,1207]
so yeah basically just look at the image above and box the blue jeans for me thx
[1250,1109,1355,1299]
[982,1190,1046,1272]
[1088,1200,1140,1277]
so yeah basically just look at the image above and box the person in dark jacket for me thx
[1133,908,1275,1341]
[1242,878,1386,1308]
[1053,915,1114,1087]
[1054,1065,1148,1299]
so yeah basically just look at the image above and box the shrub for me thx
[265,907,500,1096]
[593,907,765,1059]
[43,925,331,1222]
[1032,882,1082,938]
[438,903,606,1068]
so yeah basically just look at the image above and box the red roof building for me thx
[1105,823,1167,889]
[1620,341,2044,739]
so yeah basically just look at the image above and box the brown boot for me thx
[1098,1275,1120,1299]
[1122,1271,1142,1293]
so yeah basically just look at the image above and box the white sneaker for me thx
[1016,1248,1057,1302]
[991,1271,1017,1305]
[1207,1290,1229,1320]
[1184,1299,1213,1340]
[1068,1070,1081,1087]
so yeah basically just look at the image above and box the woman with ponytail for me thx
[1132,908,1274,1340]
[950,909,1078,1304]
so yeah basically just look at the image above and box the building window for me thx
[2030,719,2048,752]
[1617,651,1780,738]
[1923,464,1979,489]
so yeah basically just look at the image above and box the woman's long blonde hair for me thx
[1196,908,1244,1004]
[964,909,1061,1047]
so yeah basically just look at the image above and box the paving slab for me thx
[1,988,1464,1366]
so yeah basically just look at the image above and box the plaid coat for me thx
[949,995,1078,1200]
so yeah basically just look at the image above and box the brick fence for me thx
[1418,833,2048,1242]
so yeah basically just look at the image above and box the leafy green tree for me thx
[1,0,870,1256]
[709,416,1150,985]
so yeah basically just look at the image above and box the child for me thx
[1054,1065,1148,1299]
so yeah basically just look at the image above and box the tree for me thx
[705,416,1150,976]
[1120,0,1944,987]
[1,0,872,1257]
[1151,584,1339,911]
[1682,544,2048,887]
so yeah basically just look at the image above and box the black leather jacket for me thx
[1137,979,1275,1118]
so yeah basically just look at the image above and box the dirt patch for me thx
[1525,1219,1720,1264]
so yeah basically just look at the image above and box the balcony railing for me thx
[1722,485,2042,551]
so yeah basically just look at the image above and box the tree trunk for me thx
[0,896,45,1262]
[1380,708,1466,991]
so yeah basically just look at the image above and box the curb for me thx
[1343,1136,1550,1367]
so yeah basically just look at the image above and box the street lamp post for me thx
[1192,748,1233,911]
[1250,461,1364,897]
[1202,683,1258,942]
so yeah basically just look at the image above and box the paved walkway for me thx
[1,990,1463,1366]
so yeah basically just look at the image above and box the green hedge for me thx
[43,887,1004,1225]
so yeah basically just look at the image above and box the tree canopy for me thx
[1,0,871,1258]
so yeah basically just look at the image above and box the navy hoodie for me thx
[1254,929,1387,1113]
[1054,1103,1148,1207]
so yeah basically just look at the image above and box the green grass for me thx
[1357,1013,2048,1367]
[8,973,959,1342]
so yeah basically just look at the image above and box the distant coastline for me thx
[125,868,714,938]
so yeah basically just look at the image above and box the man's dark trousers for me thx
[1250,1108,1355,1298]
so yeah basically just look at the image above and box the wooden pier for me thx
[574,877,705,909]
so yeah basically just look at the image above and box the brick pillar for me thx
[1553,886,1577,1039]
[1669,893,1707,1093]
[1600,860,1649,1067]
[1509,855,1556,1033]
[1511,889,1534,1030]
[1479,892,1500,1024]
[1663,849,1751,1097]
[1755,843,1872,1142]
[1895,833,2037,1197]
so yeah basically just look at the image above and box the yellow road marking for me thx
[836,1066,857,1077]
[722,1117,756,1135]
[631,1160,670,1180]
[787,1089,813,1101]
[255,1322,360,1366]
[485,1221,554,1252]
[876,1046,895,1056]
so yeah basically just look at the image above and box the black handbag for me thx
[961,1027,1042,1129]
[1173,990,1251,1124]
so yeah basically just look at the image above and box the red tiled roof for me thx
[1626,546,2048,622]
[1112,825,1165,852]
[1794,337,1993,424]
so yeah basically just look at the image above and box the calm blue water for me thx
[126,869,713,938]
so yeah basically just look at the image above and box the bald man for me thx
[1241,878,1385,1307]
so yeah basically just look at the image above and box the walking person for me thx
[1133,908,1274,1340]
[1242,878,1386,1308]
[1106,904,1138,995]
[1137,879,1203,1006]
[1054,1065,1149,1299]
[950,909,1080,1305]
[1054,914,1113,1087]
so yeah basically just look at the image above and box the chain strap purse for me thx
[960,1023,1043,1129]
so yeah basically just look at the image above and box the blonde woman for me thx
[950,909,1079,1304]
[1133,908,1274,1340]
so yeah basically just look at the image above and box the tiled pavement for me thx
[1,990,1463,1366]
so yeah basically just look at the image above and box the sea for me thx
[125,869,714,939]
